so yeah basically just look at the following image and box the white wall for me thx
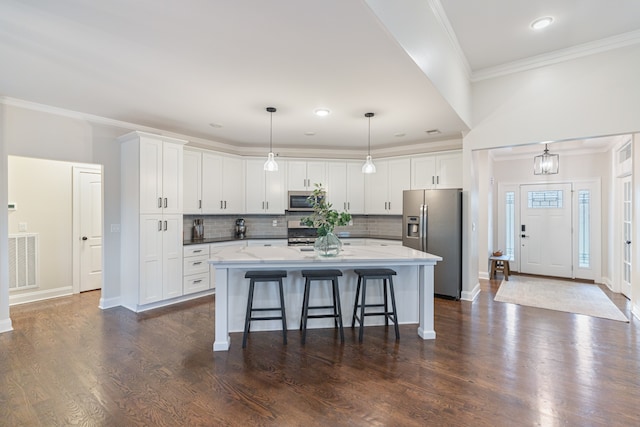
[1,104,127,313]
[464,44,640,303]
[8,156,74,299]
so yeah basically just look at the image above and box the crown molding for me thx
[427,0,472,79]
[472,29,640,82]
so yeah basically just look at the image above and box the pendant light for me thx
[533,143,559,175]
[263,107,278,172]
[362,112,376,174]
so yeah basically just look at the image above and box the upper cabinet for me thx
[184,149,245,214]
[135,134,184,215]
[365,158,411,215]
[326,161,365,214]
[245,158,287,214]
[411,151,462,190]
[287,160,327,191]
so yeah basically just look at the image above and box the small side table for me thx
[489,255,511,281]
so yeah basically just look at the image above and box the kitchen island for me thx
[208,244,442,351]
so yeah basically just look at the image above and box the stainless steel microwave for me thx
[288,191,324,212]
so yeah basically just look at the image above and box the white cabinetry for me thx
[326,161,365,214]
[119,131,186,311]
[201,152,245,214]
[245,158,287,214]
[287,160,327,190]
[411,151,462,189]
[183,244,210,295]
[183,149,203,214]
[365,158,410,215]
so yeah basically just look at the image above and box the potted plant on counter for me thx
[301,183,352,256]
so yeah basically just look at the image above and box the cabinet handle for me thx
[158,220,162,231]
[220,200,223,209]
[198,200,202,209]
[388,202,391,210]
[164,198,168,208]
[164,220,167,231]
[158,197,162,208]
[193,250,202,253]
[437,176,440,185]
[193,261,202,265]
[224,200,227,209]
[193,279,202,284]
[266,201,269,210]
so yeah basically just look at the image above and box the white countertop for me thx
[208,244,442,269]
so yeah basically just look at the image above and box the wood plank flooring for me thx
[1,279,639,426]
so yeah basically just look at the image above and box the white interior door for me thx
[520,183,573,278]
[621,176,632,298]
[79,171,102,292]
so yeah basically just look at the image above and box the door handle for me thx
[626,240,632,245]
[521,234,529,238]
[82,236,88,241]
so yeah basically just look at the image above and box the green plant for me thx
[301,183,352,236]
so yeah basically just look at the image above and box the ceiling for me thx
[1,1,639,156]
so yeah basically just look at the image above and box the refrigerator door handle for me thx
[420,204,428,252]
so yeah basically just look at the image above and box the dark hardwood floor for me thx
[1,279,639,426]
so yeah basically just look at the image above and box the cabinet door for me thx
[365,161,389,214]
[245,159,267,213]
[435,152,462,189]
[139,215,163,304]
[163,214,183,299]
[265,161,286,213]
[306,161,327,189]
[326,162,347,210]
[346,162,365,214]
[183,149,202,214]
[387,158,410,214]
[411,156,437,190]
[221,156,245,213]
[139,138,163,214]
[287,161,308,190]
[161,142,183,214]
[201,152,224,213]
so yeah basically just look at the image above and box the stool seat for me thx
[245,270,287,279]
[243,269,288,349]
[352,268,400,342]
[300,269,344,344]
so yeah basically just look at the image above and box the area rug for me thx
[494,277,629,322]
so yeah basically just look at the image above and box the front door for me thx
[520,183,573,278]
[79,171,103,292]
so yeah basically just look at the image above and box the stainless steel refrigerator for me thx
[402,189,462,299]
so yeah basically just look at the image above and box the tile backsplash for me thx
[183,214,401,241]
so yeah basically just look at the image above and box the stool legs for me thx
[242,280,256,349]
[351,274,399,342]
[243,274,288,349]
[278,278,288,343]
[300,273,344,345]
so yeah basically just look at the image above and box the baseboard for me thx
[600,276,613,291]
[0,317,13,333]
[479,270,489,280]
[633,304,640,321]
[9,286,73,306]
[125,289,216,313]
[461,282,481,301]
[99,296,122,310]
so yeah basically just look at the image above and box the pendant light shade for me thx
[533,143,559,175]
[362,112,376,174]
[263,107,278,172]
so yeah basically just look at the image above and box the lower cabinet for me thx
[183,244,210,295]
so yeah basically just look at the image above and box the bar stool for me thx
[489,255,511,281]
[243,270,288,349]
[351,268,399,342]
[300,269,344,344]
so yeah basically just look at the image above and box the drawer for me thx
[183,273,210,295]
[183,254,209,275]
[184,244,210,258]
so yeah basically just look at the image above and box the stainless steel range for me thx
[287,220,318,246]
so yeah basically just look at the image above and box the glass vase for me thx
[314,232,342,257]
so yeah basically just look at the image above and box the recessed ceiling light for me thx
[531,16,553,31]
[304,131,316,136]
[314,108,330,117]
[209,122,223,128]
[394,133,406,137]
[425,129,441,135]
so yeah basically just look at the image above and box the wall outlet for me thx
[272,219,278,227]
[111,224,121,233]
[18,222,27,232]
[348,220,353,226]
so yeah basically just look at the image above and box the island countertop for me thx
[208,244,442,351]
